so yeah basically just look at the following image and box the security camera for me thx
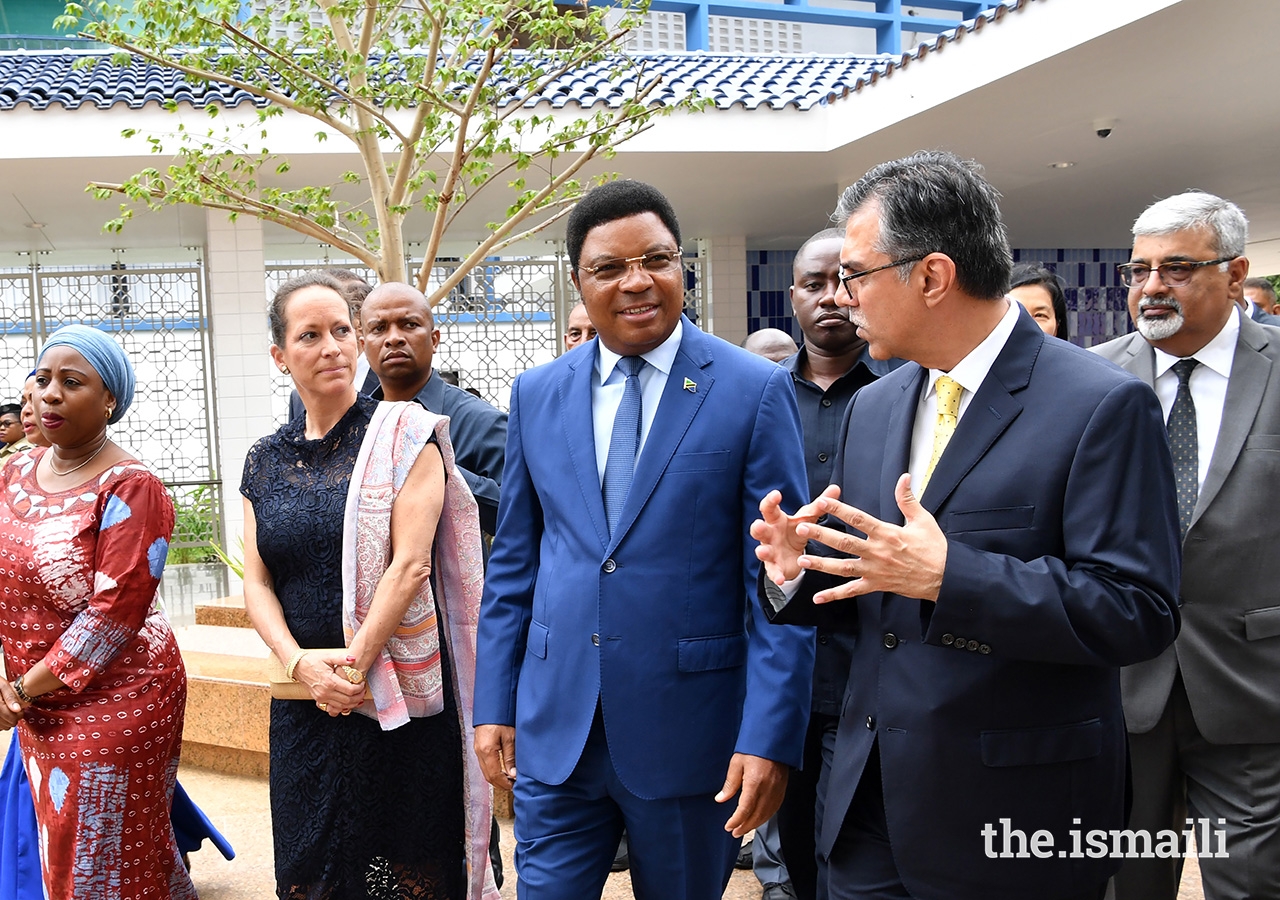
[1094,117,1118,139]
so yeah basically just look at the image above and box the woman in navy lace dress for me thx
[240,273,470,900]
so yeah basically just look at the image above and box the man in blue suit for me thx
[473,180,815,899]
[753,151,1182,900]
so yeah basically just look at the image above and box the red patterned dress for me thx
[0,451,195,900]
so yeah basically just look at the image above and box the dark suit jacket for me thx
[769,309,1181,899]
[1249,303,1280,326]
[474,318,815,800]
[290,369,507,534]
[1094,311,1280,743]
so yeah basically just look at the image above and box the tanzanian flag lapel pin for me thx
[683,377,696,392]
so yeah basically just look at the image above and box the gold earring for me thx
[280,365,290,375]
[105,407,113,420]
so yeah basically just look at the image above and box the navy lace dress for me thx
[241,395,465,900]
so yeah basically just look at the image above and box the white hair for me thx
[1132,191,1248,258]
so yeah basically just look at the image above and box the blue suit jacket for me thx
[474,317,815,800]
[769,309,1181,898]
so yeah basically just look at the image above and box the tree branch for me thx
[99,35,357,140]
[420,44,497,275]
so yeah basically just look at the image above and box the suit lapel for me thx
[920,312,1033,512]
[560,346,611,548]
[608,319,712,550]
[1196,318,1273,522]
[879,367,924,524]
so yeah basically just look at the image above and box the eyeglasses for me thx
[578,249,683,283]
[839,254,929,299]
[1116,257,1235,289]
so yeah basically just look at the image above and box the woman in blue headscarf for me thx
[0,325,197,900]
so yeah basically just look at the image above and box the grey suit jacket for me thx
[1094,312,1280,743]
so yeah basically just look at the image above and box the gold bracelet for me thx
[12,675,35,705]
[284,649,309,682]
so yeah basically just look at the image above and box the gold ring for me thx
[341,709,351,716]
[318,702,328,712]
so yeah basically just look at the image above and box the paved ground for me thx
[0,728,1205,899]
[174,762,1206,900]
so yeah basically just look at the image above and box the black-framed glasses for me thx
[1117,257,1235,289]
[839,254,929,299]
[577,248,683,284]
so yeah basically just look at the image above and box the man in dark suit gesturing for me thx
[1095,191,1280,900]
[473,180,814,898]
[753,151,1181,900]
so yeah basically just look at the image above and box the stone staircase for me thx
[176,596,271,778]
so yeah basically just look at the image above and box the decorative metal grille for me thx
[0,262,223,580]
[0,271,39,405]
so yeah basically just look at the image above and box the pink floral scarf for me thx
[342,400,498,900]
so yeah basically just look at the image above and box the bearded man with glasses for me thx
[473,179,813,898]
[1095,190,1280,900]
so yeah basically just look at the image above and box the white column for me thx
[205,209,272,581]
[702,235,748,345]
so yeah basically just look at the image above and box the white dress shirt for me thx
[908,299,1021,494]
[591,319,683,483]
[1151,305,1239,491]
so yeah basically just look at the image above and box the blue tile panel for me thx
[745,246,1135,352]
[1012,248,1134,349]
[746,248,799,340]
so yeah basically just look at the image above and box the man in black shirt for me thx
[772,228,901,900]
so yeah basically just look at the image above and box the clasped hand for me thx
[295,651,366,717]
[751,474,948,603]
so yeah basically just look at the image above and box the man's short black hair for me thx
[0,403,19,417]
[566,180,682,271]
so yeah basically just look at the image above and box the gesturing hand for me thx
[798,474,948,603]
[751,485,841,585]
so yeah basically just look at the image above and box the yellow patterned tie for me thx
[922,375,962,492]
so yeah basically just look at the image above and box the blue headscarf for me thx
[37,325,136,425]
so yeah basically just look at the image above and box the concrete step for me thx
[195,594,253,628]
[176,624,272,779]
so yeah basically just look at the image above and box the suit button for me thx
[818,452,829,463]
[602,559,617,573]
[822,398,832,407]
[591,633,600,646]
[865,715,875,730]
[818,634,830,645]
[952,636,966,649]
[941,633,955,646]
[966,640,979,651]
[978,643,991,655]
[883,633,898,649]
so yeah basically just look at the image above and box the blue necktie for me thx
[603,356,645,535]
[1167,358,1200,539]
